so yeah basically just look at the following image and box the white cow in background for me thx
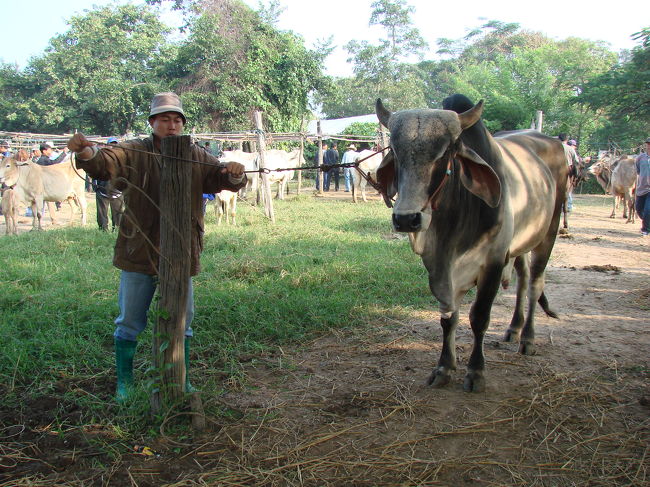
[263,149,304,200]
[351,149,384,203]
[0,155,87,230]
[220,150,259,199]
[214,190,238,225]
[2,187,18,235]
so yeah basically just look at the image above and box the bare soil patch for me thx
[2,194,649,486]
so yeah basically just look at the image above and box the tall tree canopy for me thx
[577,28,650,148]
[320,0,428,118]
[1,4,170,134]
[167,0,327,132]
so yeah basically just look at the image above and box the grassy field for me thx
[0,192,433,431]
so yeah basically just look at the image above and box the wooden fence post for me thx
[254,111,275,223]
[317,121,323,193]
[297,118,305,195]
[151,135,191,411]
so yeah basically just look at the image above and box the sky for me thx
[0,0,647,78]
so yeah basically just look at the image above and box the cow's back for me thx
[39,159,86,201]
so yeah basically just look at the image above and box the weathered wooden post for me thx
[297,119,305,195]
[254,111,275,223]
[151,135,191,412]
[317,121,323,193]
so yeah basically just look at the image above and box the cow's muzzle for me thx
[393,212,423,232]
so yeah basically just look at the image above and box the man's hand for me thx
[221,162,245,178]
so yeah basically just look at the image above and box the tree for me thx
[0,4,171,135]
[322,0,427,118]
[419,22,618,150]
[165,0,328,132]
[578,29,650,148]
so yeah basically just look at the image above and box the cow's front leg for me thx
[466,266,502,392]
[427,310,458,388]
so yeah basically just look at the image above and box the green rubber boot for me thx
[115,338,137,403]
[185,337,198,393]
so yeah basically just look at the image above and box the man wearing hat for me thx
[31,146,41,162]
[341,144,358,192]
[634,137,650,236]
[0,140,11,157]
[67,92,247,402]
[35,142,69,166]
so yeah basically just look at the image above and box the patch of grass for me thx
[0,196,434,435]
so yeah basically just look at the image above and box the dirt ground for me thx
[1,193,649,486]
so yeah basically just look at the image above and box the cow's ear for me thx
[376,99,391,129]
[456,144,501,208]
[376,150,396,208]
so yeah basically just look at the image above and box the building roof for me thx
[307,114,378,135]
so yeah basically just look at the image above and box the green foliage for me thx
[0,0,328,135]
[420,22,620,152]
[0,4,170,134]
[577,30,650,148]
[320,0,427,118]
[168,1,328,132]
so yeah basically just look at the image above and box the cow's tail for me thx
[538,292,559,319]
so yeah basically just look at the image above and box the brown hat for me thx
[348,144,356,150]
[149,92,186,123]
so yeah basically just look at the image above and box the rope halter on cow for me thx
[421,147,454,212]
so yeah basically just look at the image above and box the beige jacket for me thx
[76,136,246,276]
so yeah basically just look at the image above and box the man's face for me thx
[149,112,185,139]
[42,147,52,156]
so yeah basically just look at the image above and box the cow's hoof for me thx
[463,372,486,393]
[427,368,451,388]
[503,329,520,343]
[518,342,536,355]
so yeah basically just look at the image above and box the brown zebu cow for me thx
[375,94,567,392]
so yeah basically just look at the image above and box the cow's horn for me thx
[458,100,484,130]
[376,98,391,128]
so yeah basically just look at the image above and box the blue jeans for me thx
[636,192,650,233]
[344,168,353,191]
[114,271,194,342]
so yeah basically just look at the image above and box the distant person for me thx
[315,142,328,190]
[635,137,650,237]
[35,143,68,166]
[341,144,358,192]
[31,145,41,162]
[323,142,340,191]
[93,137,124,232]
[0,140,10,157]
